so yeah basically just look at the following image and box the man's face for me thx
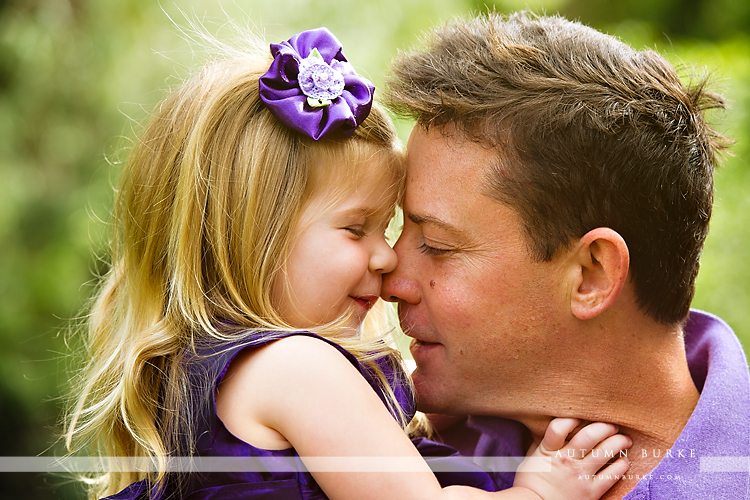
[382,125,569,416]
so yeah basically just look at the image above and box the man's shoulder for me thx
[684,309,737,338]
[635,309,750,499]
[683,309,748,390]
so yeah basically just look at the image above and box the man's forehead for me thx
[406,125,500,183]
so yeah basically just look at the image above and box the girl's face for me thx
[272,165,399,330]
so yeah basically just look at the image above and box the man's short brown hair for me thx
[387,12,730,324]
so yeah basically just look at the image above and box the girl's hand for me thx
[512,418,631,500]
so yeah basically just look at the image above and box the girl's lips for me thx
[352,296,377,310]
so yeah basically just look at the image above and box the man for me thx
[382,12,750,499]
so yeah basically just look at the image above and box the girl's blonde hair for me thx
[64,34,408,499]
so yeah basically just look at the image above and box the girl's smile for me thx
[271,168,398,330]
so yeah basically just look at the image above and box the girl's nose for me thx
[370,237,398,274]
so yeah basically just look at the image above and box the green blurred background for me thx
[1,0,748,498]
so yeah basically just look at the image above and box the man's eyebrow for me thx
[407,213,463,235]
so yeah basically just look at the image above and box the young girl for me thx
[65,27,631,500]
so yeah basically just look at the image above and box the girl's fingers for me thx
[539,418,581,452]
[566,422,620,455]
[601,455,630,477]
[588,456,630,498]
[581,434,633,468]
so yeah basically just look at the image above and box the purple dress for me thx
[103,331,496,499]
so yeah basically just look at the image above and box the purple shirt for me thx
[623,310,750,498]
[450,310,750,498]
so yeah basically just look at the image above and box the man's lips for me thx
[409,337,442,358]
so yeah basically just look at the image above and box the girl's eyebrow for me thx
[336,205,388,218]
[335,207,369,217]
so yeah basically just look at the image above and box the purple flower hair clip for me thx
[259,27,375,140]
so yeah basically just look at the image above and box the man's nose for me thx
[380,236,421,304]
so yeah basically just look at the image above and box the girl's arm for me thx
[217,336,627,500]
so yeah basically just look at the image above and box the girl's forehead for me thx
[317,170,398,212]
[297,164,396,226]
[314,149,400,192]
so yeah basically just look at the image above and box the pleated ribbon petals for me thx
[259,28,375,140]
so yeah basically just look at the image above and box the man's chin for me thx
[411,369,456,415]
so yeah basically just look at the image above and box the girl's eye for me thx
[344,226,366,238]
[418,242,453,256]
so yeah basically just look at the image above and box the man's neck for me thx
[518,316,700,499]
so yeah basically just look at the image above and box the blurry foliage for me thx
[0,0,476,497]
[0,0,749,498]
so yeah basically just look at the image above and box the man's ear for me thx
[569,228,629,320]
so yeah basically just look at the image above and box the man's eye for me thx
[418,242,452,256]
[345,226,366,237]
